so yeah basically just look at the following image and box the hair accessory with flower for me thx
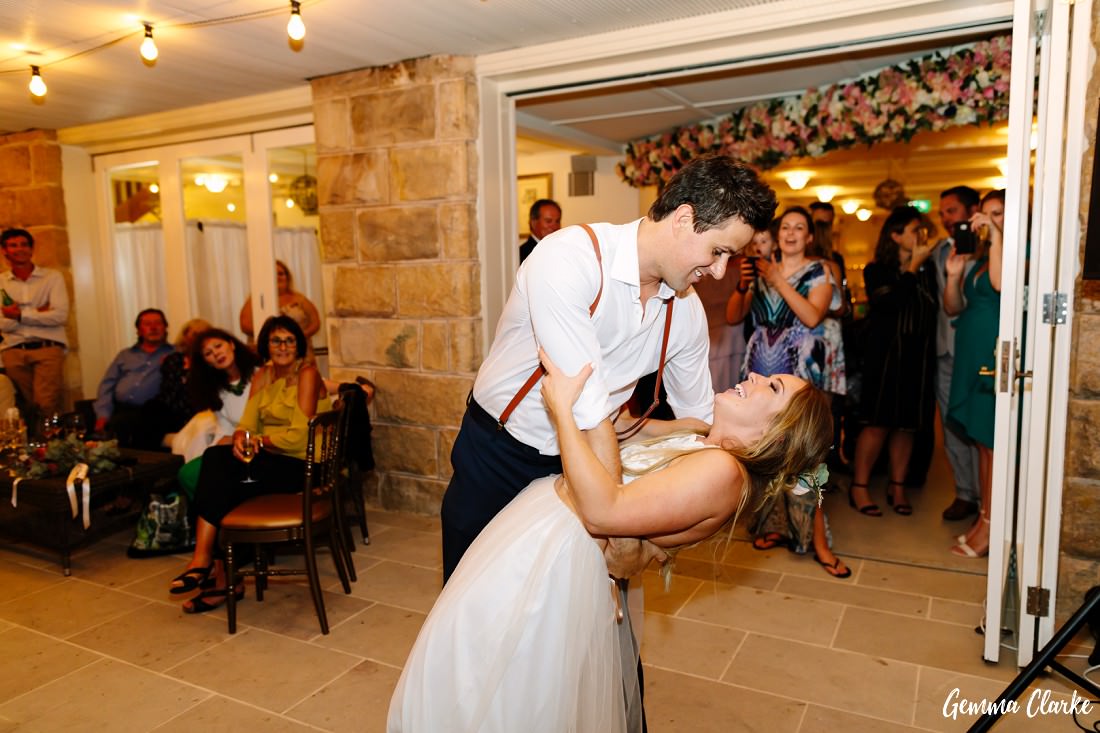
[790,462,829,507]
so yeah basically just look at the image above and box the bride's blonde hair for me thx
[625,383,832,579]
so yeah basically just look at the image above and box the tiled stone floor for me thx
[0,496,1096,732]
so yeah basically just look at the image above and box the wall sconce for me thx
[782,170,812,191]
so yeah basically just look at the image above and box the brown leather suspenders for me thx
[495,223,674,442]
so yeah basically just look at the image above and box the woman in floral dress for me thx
[726,206,849,578]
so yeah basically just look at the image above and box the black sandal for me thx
[847,483,881,517]
[169,565,215,595]
[887,481,913,516]
[183,586,245,614]
[813,552,852,579]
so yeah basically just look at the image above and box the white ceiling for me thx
[1,1,1012,210]
[0,0,782,134]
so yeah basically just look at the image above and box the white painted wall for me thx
[62,144,111,400]
[515,151,646,232]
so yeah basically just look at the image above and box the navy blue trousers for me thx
[440,398,562,583]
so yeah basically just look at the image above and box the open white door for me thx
[984,0,1093,665]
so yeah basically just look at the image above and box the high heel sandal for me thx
[847,482,881,517]
[951,515,990,558]
[886,481,913,516]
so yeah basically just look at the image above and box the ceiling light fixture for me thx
[840,200,860,215]
[28,66,47,98]
[856,208,873,222]
[148,183,160,194]
[204,175,229,193]
[814,186,838,203]
[782,170,812,191]
[287,1,306,41]
[140,23,158,63]
[268,173,279,183]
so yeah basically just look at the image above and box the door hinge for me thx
[1026,586,1051,617]
[1042,293,1067,325]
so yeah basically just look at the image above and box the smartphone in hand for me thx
[954,222,976,255]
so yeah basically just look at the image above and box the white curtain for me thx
[186,220,251,340]
[110,222,322,348]
[112,222,167,345]
[273,226,326,348]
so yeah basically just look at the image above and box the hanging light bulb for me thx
[287,1,306,41]
[28,66,47,97]
[140,23,158,63]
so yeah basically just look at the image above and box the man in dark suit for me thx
[518,198,561,263]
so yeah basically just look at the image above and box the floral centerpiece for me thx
[617,35,1013,187]
[10,434,121,480]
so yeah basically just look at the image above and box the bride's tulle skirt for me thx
[387,476,629,733]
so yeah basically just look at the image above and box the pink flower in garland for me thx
[618,35,1013,188]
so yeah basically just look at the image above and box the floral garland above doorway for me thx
[617,35,1012,188]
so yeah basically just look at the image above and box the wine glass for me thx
[240,429,258,483]
[65,413,87,440]
[39,413,61,442]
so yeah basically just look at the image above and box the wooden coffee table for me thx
[0,449,182,575]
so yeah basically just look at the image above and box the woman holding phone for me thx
[944,189,1004,558]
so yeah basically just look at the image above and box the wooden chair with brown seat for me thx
[220,407,353,634]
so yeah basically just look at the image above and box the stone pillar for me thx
[1059,2,1100,624]
[311,56,481,514]
[0,129,81,408]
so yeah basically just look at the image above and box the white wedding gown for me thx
[387,433,710,733]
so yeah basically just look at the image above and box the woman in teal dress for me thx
[945,189,1004,559]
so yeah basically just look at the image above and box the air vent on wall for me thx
[569,155,596,197]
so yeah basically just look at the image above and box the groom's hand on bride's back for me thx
[603,537,667,579]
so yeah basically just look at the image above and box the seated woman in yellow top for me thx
[169,315,329,613]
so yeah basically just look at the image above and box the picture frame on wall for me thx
[517,173,553,237]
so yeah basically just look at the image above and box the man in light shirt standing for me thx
[0,228,69,430]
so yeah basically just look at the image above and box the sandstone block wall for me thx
[1059,1,1100,624]
[312,56,481,514]
[0,129,81,407]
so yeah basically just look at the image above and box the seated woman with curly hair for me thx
[168,315,329,613]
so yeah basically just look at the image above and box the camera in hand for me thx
[953,222,977,254]
[745,256,760,274]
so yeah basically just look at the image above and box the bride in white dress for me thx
[388,351,833,733]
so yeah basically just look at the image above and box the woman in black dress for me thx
[849,206,937,516]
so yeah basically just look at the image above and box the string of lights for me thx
[4,1,315,99]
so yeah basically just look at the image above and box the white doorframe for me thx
[476,0,1014,348]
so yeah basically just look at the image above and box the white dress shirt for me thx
[473,220,714,455]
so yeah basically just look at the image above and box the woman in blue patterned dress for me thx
[726,207,848,578]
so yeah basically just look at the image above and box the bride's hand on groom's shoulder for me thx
[539,347,592,424]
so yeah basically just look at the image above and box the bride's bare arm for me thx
[541,348,742,543]
[612,409,709,444]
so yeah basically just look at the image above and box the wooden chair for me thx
[221,408,353,634]
[337,380,374,546]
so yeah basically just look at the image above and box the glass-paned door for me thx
[180,153,251,341]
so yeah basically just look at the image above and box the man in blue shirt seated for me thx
[93,308,175,448]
